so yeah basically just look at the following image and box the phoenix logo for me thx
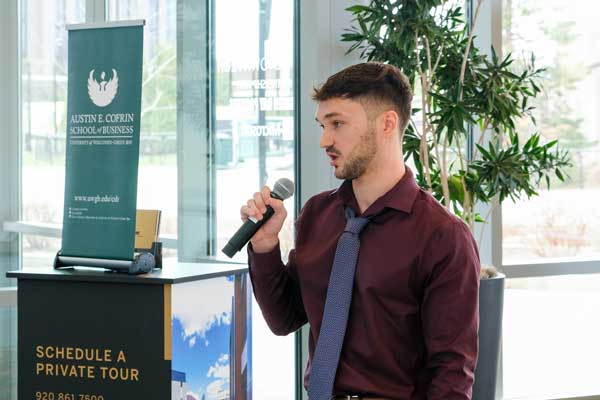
[87,69,119,107]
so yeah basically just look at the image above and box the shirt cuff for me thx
[247,242,284,277]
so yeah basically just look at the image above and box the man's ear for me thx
[381,110,399,139]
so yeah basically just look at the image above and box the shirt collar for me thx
[333,166,421,216]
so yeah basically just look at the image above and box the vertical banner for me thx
[61,21,144,260]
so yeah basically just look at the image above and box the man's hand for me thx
[240,186,288,253]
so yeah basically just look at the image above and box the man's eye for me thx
[333,121,342,128]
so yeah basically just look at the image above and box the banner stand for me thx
[53,241,163,274]
[58,20,147,274]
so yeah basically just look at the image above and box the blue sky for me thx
[172,316,231,399]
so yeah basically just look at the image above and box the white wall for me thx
[298,0,367,206]
[296,1,367,398]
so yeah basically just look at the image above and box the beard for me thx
[335,127,377,180]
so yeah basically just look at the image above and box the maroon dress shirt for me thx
[248,167,480,399]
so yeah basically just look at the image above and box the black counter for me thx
[7,259,252,400]
[7,260,247,285]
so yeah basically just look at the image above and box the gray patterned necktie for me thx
[307,207,371,400]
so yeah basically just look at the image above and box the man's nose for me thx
[319,129,333,149]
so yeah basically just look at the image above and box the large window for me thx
[502,0,600,264]
[501,1,600,399]
[14,1,297,399]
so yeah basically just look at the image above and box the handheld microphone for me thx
[222,178,295,258]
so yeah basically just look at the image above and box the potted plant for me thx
[341,0,571,398]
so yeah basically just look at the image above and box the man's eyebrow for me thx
[315,112,343,123]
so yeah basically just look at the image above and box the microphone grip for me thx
[222,205,275,258]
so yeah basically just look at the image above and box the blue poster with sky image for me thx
[171,274,252,400]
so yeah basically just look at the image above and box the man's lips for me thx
[327,152,339,166]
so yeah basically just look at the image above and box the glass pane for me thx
[107,0,178,239]
[22,235,61,270]
[0,307,17,400]
[20,0,85,248]
[214,1,296,398]
[21,1,85,223]
[214,0,296,261]
[503,275,600,398]
[502,0,600,264]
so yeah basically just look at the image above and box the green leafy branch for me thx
[342,0,571,232]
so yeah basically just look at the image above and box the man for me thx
[241,62,480,399]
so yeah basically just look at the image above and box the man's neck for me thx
[351,158,406,214]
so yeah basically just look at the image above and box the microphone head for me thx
[272,178,295,200]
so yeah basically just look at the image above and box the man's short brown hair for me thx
[312,62,413,135]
